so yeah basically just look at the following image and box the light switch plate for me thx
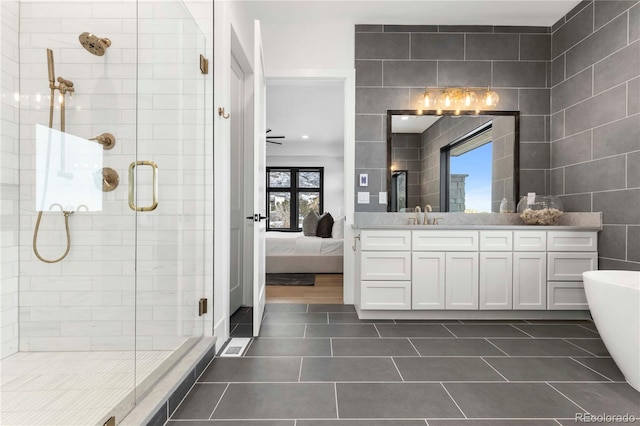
[379,192,387,204]
[357,192,370,204]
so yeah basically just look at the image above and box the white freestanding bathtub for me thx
[583,270,640,392]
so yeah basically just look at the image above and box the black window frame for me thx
[266,167,324,232]
[440,121,493,212]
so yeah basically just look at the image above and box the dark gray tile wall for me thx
[355,25,551,212]
[550,0,640,270]
[391,133,422,208]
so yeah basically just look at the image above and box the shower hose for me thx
[32,82,72,263]
[32,210,72,263]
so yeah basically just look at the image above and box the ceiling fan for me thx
[266,128,285,145]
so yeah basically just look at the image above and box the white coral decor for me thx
[520,208,563,225]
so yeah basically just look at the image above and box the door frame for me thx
[213,3,255,349]
[265,68,356,305]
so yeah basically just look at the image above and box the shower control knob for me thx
[90,133,116,150]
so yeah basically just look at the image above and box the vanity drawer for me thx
[514,231,546,251]
[480,231,513,251]
[547,231,597,252]
[361,281,411,310]
[361,230,411,251]
[361,251,411,281]
[548,282,589,310]
[547,252,598,281]
[413,230,478,251]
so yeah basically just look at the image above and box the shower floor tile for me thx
[1,350,172,425]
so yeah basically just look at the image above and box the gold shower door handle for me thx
[128,161,158,212]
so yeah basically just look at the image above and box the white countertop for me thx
[352,224,602,231]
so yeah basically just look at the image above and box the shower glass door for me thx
[134,1,206,400]
[8,1,206,424]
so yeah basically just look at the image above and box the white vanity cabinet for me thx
[411,230,479,310]
[359,230,412,310]
[479,231,513,310]
[357,227,598,317]
[546,231,597,310]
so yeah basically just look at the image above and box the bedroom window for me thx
[267,167,324,231]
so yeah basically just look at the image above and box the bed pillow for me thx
[302,211,320,236]
[316,212,334,238]
[331,216,345,239]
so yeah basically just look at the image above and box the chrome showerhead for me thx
[78,32,111,56]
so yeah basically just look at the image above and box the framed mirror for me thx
[387,110,519,213]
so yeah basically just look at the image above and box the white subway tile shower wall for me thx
[1,0,21,359]
[18,1,206,352]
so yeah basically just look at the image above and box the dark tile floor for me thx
[167,304,640,425]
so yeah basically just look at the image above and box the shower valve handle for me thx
[90,133,116,150]
[57,77,74,87]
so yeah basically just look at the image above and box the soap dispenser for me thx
[500,198,514,213]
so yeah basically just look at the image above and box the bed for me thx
[265,231,344,273]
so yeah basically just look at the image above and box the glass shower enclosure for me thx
[0,1,209,424]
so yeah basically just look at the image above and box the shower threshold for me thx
[0,338,197,426]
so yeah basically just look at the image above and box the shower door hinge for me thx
[200,54,209,74]
[198,298,208,316]
[103,416,116,426]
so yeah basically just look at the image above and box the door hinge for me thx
[198,298,208,316]
[200,54,209,74]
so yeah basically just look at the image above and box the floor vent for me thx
[220,338,251,357]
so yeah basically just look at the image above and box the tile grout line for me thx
[390,356,406,382]
[576,324,599,335]
[562,339,599,357]
[207,382,230,420]
[441,324,458,338]
[330,338,334,357]
[407,338,422,356]
[304,323,308,338]
[373,323,382,338]
[440,382,468,419]
[298,357,303,383]
[569,357,615,382]
[484,338,511,356]
[546,382,590,414]
[509,324,536,338]
[334,382,340,419]
[480,357,510,382]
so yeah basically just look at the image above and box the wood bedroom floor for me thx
[266,273,343,304]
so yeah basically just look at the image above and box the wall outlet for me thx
[379,192,387,204]
[357,192,370,204]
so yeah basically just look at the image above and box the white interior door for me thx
[253,20,267,336]
[229,55,244,316]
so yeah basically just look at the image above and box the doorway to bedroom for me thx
[263,79,345,305]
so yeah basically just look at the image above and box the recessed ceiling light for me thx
[302,135,309,139]
[401,116,409,120]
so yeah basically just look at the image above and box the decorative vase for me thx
[517,195,564,225]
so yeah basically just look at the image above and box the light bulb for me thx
[462,89,477,108]
[439,90,454,109]
[482,90,499,108]
[423,91,436,109]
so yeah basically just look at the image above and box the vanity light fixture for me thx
[422,87,499,111]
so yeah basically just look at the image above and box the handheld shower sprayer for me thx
[46,48,55,87]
